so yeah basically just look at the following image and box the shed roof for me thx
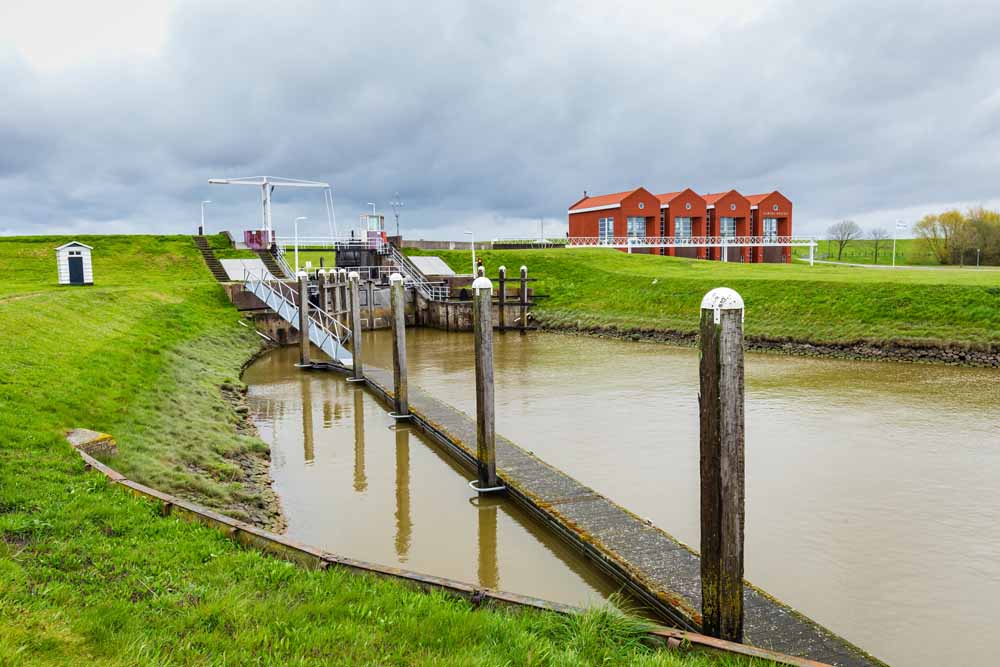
[55,241,94,250]
[409,255,455,276]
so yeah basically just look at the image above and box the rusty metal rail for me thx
[69,441,830,667]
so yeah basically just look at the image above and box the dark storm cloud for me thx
[2,0,1000,238]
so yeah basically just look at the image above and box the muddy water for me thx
[242,347,627,610]
[245,330,1000,667]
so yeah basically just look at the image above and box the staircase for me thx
[254,248,291,279]
[193,236,230,282]
[243,270,353,366]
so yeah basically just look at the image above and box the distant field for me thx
[406,247,1000,345]
[792,238,941,266]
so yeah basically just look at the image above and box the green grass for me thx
[0,234,753,666]
[406,247,1000,346]
[792,239,942,266]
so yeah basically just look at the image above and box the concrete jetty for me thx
[352,365,885,667]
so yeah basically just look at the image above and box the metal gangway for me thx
[243,269,353,366]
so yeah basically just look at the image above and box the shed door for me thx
[68,256,84,284]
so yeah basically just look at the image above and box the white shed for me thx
[56,241,94,285]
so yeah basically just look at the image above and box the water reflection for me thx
[243,346,624,611]
[476,496,500,589]
[353,389,367,493]
[394,426,412,561]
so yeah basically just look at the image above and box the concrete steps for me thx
[254,248,289,279]
[193,236,230,282]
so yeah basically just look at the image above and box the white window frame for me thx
[598,217,615,244]
[763,217,778,238]
[674,217,692,239]
[626,216,646,241]
[720,217,736,238]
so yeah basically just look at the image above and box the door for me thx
[68,256,84,284]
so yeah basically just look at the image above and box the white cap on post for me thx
[296,270,308,279]
[389,272,404,284]
[701,287,744,323]
[348,271,360,281]
[498,265,507,273]
[472,276,493,292]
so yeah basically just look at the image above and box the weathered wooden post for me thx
[388,273,409,418]
[330,268,341,322]
[339,269,349,327]
[366,279,376,328]
[497,265,507,332]
[471,275,501,492]
[317,269,329,314]
[519,265,528,336]
[698,287,746,642]
[347,271,364,382]
[297,271,311,367]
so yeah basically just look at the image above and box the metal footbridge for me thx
[243,270,353,366]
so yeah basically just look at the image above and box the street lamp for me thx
[390,193,405,238]
[464,231,476,275]
[294,216,307,273]
[200,200,212,235]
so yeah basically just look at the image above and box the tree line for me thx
[826,207,1000,265]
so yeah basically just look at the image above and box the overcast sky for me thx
[2,0,999,240]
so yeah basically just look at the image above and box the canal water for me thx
[244,330,1000,667]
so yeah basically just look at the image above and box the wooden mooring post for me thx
[366,279,376,329]
[348,271,364,382]
[519,265,528,335]
[297,271,311,367]
[316,269,329,314]
[698,287,746,642]
[471,275,501,492]
[497,266,507,332]
[388,273,409,418]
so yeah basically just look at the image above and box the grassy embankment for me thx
[0,235,756,666]
[791,238,941,266]
[406,247,1000,347]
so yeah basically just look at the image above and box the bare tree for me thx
[870,227,890,264]
[827,220,863,261]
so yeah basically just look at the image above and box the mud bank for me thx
[537,320,1000,367]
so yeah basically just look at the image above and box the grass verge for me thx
[406,247,1000,348]
[0,234,757,665]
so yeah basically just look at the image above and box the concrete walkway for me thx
[359,365,886,667]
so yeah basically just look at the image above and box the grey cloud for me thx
[2,0,1000,239]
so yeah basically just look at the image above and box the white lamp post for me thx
[464,230,476,275]
[294,216,307,273]
[200,200,212,234]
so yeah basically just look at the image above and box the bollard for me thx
[297,271,311,367]
[471,275,501,492]
[388,273,409,418]
[347,271,364,382]
[519,266,528,336]
[497,266,507,332]
[698,287,746,642]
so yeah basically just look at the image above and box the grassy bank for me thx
[0,235,751,665]
[407,247,1000,347]
[791,238,941,266]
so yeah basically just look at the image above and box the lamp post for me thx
[977,248,981,268]
[464,231,476,275]
[294,216,307,273]
[200,200,212,235]
[390,193,404,238]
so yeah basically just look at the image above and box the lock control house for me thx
[567,187,793,263]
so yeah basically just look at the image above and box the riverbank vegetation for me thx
[406,247,1000,348]
[0,234,754,665]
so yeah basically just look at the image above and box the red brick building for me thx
[568,187,793,263]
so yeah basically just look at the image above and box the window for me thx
[627,217,646,239]
[720,217,736,238]
[674,217,692,239]
[763,218,778,238]
[598,217,614,243]
[659,212,665,238]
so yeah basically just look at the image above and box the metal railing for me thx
[243,268,353,364]
[560,235,817,248]
[275,236,391,254]
[385,244,451,300]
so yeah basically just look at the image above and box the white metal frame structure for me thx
[208,176,335,238]
[494,235,820,265]
[242,268,353,365]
